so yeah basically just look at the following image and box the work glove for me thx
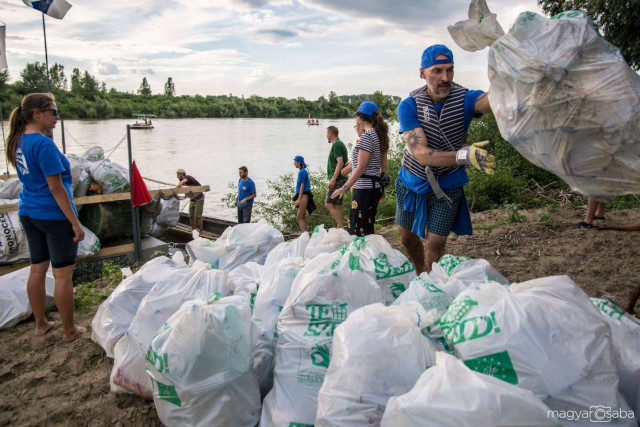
[456,140,496,175]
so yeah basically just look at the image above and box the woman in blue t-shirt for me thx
[292,155,316,232]
[5,93,86,342]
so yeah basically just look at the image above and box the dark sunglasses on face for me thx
[43,108,58,116]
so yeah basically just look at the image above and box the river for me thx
[1,118,359,221]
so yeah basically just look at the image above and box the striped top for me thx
[352,128,382,190]
[402,83,468,179]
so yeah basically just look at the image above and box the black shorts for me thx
[19,216,78,268]
[348,187,383,236]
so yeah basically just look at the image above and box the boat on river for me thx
[131,113,156,129]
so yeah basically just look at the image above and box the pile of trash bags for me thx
[448,0,640,199]
[89,220,639,426]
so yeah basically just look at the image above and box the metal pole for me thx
[0,101,7,175]
[60,119,66,154]
[127,125,141,262]
[41,12,50,93]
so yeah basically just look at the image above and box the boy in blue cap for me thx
[395,44,496,274]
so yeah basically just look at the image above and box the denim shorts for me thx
[19,215,78,268]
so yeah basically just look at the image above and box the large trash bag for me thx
[186,219,283,270]
[155,196,180,228]
[449,2,640,199]
[342,235,416,305]
[263,232,309,269]
[447,0,504,52]
[0,266,55,329]
[381,352,558,427]
[261,251,385,426]
[591,298,640,419]
[110,262,233,398]
[146,295,261,427]
[0,179,23,199]
[82,146,104,162]
[440,277,634,425]
[304,224,354,259]
[315,302,439,426]
[91,160,130,194]
[251,257,305,397]
[76,225,101,258]
[229,261,263,312]
[91,253,187,357]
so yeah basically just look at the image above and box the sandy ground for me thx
[1,207,638,426]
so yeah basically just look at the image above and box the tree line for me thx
[0,62,401,120]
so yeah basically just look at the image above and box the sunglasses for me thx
[43,108,58,116]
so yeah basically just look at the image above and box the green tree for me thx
[164,77,175,96]
[138,77,151,96]
[81,71,100,99]
[20,62,48,93]
[70,68,82,93]
[538,0,640,69]
[0,70,9,92]
[49,63,67,91]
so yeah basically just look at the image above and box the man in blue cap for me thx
[395,44,496,274]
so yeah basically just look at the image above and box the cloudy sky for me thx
[2,0,544,98]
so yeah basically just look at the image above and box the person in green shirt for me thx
[324,126,349,229]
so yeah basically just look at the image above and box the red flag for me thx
[131,160,152,207]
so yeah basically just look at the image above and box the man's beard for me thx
[427,81,451,100]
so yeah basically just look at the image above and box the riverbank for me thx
[1,206,638,425]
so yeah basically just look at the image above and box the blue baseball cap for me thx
[294,155,306,167]
[353,101,379,117]
[421,44,454,69]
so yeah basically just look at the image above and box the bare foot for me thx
[35,321,58,337]
[63,326,87,343]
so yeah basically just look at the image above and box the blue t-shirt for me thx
[397,89,485,134]
[296,168,310,194]
[16,133,77,220]
[237,177,256,207]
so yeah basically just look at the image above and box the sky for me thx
[1,0,545,99]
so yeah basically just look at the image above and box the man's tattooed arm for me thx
[402,127,458,168]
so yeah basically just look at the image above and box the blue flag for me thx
[23,0,72,19]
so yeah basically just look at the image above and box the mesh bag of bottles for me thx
[449,1,640,199]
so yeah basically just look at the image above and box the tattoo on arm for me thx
[406,130,420,149]
[427,149,435,156]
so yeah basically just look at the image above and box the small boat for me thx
[131,113,156,129]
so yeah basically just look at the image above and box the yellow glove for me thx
[456,140,496,175]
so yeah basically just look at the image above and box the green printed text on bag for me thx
[441,311,501,346]
[464,351,518,385]
[591,298,625,320]
[150,377,182,407]
[304,302,348,337]
[438,254,472,276]
[146,347,170,374]
[374,253,415,280]
[440,295,478,325]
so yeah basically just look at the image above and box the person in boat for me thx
[315,119,319,125]
[5,92,86,342]
[176,168,204,232]
[236,166,257,223]
[293,155,316,232]
[324,126,349,229]
[330,101,389,237]
[395,44,495,274]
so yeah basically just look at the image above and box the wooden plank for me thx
[0,261,30,276]
[0,203,18,214]
[87,243,135,259]
[74,192,132,205]
[0,173,17,180]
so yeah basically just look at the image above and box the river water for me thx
[1,118,359,220]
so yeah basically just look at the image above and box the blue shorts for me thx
[19,216,78,268]
[395,178,464,237]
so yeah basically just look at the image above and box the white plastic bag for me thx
[450,4,640,198]
[186,219,283,270]
[343,235,417,305]
[0,266,55,329]
[91,161,130,194]
[146,295,261,427]
[251,257,305,396]
[0,179,22,199]
[591,298,640,418]
[316,302,439,426]
[381,352,558,427]
[155,196,180,228]
[91,254,187,357]
[0,201,30,264]
[82,146,104,162]
[440,277,633,425]
[74,170,90,198]
[304,224,354,259]
[76,225,101,258]
[447,0,504,51]
[261,251,385,426]
[263,232,310,269]
[110,262,232,398]
[429,254,509,291]
[229,261,263,311]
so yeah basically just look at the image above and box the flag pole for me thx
[41,11,50,92]
[0,101,8,175]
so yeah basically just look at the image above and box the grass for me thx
[73,261,135,314]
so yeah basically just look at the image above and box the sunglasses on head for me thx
[43,108,58,116]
